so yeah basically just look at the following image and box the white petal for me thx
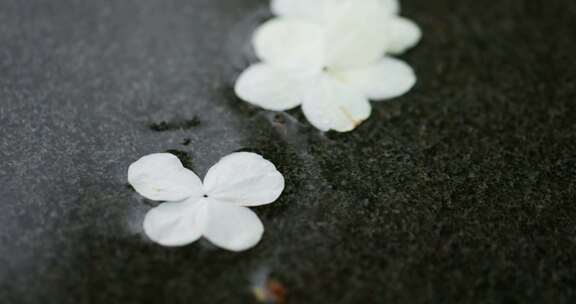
[381,0,400,15]
[128,153,204,202]
[253,18,325,71]
[301,74,372,132]
[235,63,307,111]
[203,201,264,252]
[334,0,400,17]
[203,152,285,206]
[143,198,207,247]
[323,9,389,68]
[385,17,422,55]
[337,57,416,100]
[271,0,399,20]
[266,1,407,69]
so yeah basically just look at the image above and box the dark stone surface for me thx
[1,0,575,303]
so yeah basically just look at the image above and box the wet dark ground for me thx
[1,0,576,303]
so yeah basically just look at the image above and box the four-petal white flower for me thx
[128,152,285,251]
[235,0,421,132]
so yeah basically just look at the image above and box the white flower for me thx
[235,0,421,132]
[128,152,285,251]
[271,0,401,18]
